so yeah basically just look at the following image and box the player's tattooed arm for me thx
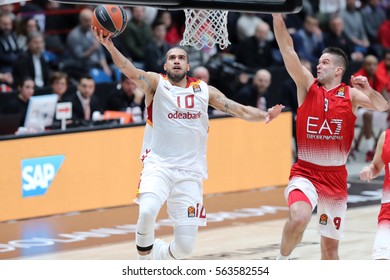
[209,85,250,118]
[216,95,239,116]
[209,85,283,122]
[138,74,153,93]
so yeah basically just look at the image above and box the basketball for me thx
[92,5,127,38]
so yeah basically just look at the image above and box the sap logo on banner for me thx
[21,155,65,197]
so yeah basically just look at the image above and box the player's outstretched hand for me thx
[359,166,373,182]
[265,104,285,124]
[91,26,113,48]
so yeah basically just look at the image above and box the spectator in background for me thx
[353,55,386,160]
[323,15,364,62]
[17,0,45,32]
[126,6,158,25]
[66,8,112,79]
[105,74,145,123]
[361,0,386,45]
[354,54,383,92]
[143,20,170,73]
[192,66,210,83]
[12,31,51,88]
[156,10,184,46]
[0,13,21,74]
[235,21,274,70]
[314,0,346,30]
[341,0,370,55]
[15,17,40,51]
[50,71,69,103]
[3,77,34,126]
[232,69,272,111]
[293,15,325,65]
[361,0,387,57]
[49,71,69,129]
[236,13,269,42]
[0,4,16,21]
[377,7,390,51]
[67,74,101,126]
[377,49,390,94]
[121,6,153,68]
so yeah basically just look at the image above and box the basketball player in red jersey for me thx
[360,130,390,260]
[272,13,388,260]
[92,27,284,260]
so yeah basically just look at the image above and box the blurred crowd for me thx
[0,0,390,151]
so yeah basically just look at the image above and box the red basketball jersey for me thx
[296,80,356,166]
[381,129,390,204]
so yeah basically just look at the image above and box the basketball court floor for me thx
[0,141,383,261]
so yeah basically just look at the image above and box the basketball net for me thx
[180,9,230,50]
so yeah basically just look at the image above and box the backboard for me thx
[49,0,302,13]
[49,0,302,49]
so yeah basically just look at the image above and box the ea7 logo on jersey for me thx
[21,155,65,197]
[306,117,343,140]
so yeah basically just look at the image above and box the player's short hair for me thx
[165,47,189,63]
[322,47,348,73]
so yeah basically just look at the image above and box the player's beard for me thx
[167,70,187,83]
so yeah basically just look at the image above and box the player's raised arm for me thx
[272,14,314,104]
[91,27,159,98]
[349,75,389,113]
[208,86,284,123]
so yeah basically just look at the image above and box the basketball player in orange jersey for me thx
[360,130,390,260]
[92,27,284,260]
[272,13,388,260]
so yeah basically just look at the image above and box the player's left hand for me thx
[91,26,113,47]
[350,75,370,92]
[265,104,285,124]
[359,166,373,182]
